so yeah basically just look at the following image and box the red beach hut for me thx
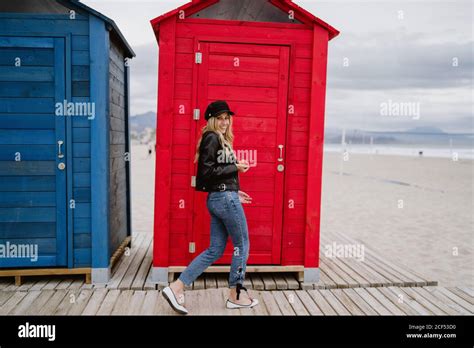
[150,0,339,285]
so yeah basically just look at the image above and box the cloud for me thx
[328,32,473,90]
[128,43,158,115]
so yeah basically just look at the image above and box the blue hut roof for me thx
[64,0,135,58]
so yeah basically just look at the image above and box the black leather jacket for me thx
[195,131,240,192]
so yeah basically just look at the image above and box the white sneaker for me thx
[226,298,259,309]
[162,286,188,314]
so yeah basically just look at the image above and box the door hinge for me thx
[195,52,202,64]
[189,242,196,253]
[191,175,196,187]
[193,109,200,121]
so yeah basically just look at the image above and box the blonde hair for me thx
[194,113,235,164]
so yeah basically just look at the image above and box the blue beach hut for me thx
[0,0,135,284]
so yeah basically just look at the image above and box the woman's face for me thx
[215,112,230,134]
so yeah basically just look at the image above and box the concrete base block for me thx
[91,267,111,284]
[151,267,169,286]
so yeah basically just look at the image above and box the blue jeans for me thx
[178,191,250,288]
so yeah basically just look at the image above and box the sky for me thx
[82,0,473,133]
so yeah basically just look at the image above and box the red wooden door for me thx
[191,41,290,265]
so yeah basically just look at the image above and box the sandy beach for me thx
[131,144,473,288]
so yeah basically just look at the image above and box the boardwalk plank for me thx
[81,288,108,315]
[206,288,226,315]
[435,287,473,313]
[42,279,63,291]
[67,278,84,290]
[411,287,460,315]
[37,290,68,315]
[341,288,378,315]
[319,269,337,289]
[140,290,159,315]
[108,233,145,289]
[193,277,205,290]
[306,289,337,315]
[128,290,147,315]
[273,274,288,290]
[449,287,474,305]
[97,289,121,315]
[216,274,228,288]
[332,231,431,286]
[283,274,300,290]
[54,290,80,315]
[261,291,282,315]
[319,258,350,288]
[319,289,351,315]
[295,290,324,315]
[377,287,419,315]
[0,279,13,290]
[273,291,296,315]
[17,279,38,291]
[29,278,50,291]
[352,288,392,315]
[67,289,93,315]
[119,235,150,290]
[318,245,372,288]
[365,288,406,315]
[457,287,474,297]
[132,240,153,290]
[143,264,157,290]
[22,290,55,315]
[331,289,365,315]
[10,290,42,315]
[261,274,277,290]
[204,274,218,289]
[396,286,447,315]
[111,290,134,315]
[422,287,469,314]
[0,291,15,307]
[283,290,309,315]
[250,274,264,290]
[0,291,28,315]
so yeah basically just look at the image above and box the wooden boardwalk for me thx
[0,231,438,292]
[0,286,472,316]
[1,231,468,316]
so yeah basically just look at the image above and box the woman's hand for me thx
[238,191,252,204]
[236,160,250,173]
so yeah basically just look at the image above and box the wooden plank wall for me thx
[189,0,302,24]
[169,21,314,266]
[0,11,93,267]
[108,38,128,256]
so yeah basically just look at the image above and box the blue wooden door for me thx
[0,36,67,267]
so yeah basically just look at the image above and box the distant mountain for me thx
[393,126,446,135]
[325,127,472,146]
[130,114,472,147]
[130,112,156,133]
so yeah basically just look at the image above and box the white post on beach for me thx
[369,136,374,159]
[339,128,346,176]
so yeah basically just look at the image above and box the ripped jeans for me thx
[178,190,250,288]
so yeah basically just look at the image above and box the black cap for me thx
[205,100,235,121]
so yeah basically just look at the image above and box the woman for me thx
[163,100,259,314]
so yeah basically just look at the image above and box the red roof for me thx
[150,0,339,40]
